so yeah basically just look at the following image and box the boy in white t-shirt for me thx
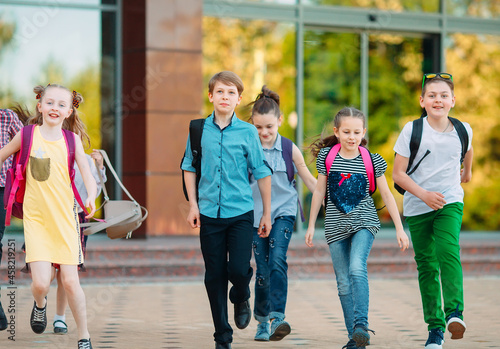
[393,73,473,349]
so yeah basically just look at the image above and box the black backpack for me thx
[181,118,206,201]
[394,116,469,194]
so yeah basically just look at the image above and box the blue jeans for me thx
[329,228,374,337]
[252,215,295,322]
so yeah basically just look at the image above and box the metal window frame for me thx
[0,0,123,197]
[204,0,500,232]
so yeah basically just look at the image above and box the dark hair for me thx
[248,85,280,119]
[208,71,244,95]
[421,76,454,97]
[9,104,30,125]
[310,107,367,158]
[29,84,90,149]
[421,76,455,117]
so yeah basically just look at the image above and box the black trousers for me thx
[200,210,254,344]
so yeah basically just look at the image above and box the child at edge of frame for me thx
[0,108,23,331]
[180,71,272,349]
[393,72,473,349]
[305,106,409,349]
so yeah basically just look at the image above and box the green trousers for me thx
[406,202,464,331]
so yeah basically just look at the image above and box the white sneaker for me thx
[425,328,444,349]
[446,316,466,339]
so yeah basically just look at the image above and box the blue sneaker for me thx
[446,305,466,340]
[342,339,358,349]
[425,328,444,349]
[254,322,270,341]
[352,325,374,347]
[269,317,291,341]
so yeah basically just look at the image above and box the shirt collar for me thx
[209,111,239,129]
[264,134,282,151]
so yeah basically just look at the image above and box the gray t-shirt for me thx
[250,134,298,228]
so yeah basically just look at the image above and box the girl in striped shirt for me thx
[305,107,408,349]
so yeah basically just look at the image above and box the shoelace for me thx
[32,307,46,322]
[427,329,443,344]
[78,340,91,349]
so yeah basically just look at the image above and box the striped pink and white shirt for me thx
[0,109,24,187]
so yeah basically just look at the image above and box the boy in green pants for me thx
[393,73,473,349]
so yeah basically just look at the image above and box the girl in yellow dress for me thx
[0,84,97,349]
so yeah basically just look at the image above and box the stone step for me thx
[2,232,499,284]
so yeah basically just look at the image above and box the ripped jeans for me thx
[252,215,295,322]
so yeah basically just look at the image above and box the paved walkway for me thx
[1,277,499,349]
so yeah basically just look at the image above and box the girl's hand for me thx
[305,227,315,247]
[85,198,96,219]
[258,214,272,238]
[91,149,105,170]
[396,228,410,251]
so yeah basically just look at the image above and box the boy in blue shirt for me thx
[181,71,272,349]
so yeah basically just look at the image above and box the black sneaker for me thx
[234,300,251,329]
[352,325,374,347]
[446,305,466,340]
[78,338,93,349]
[30,299,47,334]
[425,328,444,349]
[53,319,68,335]
[0,300,7,331]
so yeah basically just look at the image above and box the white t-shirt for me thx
[393,117,472,217]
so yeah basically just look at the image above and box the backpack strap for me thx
[281,136,294,184]
[325,143,341,177]
[407,117,424,172]
[280,136,305,222]
[5,125,35,226]
[359,146,376,195]
[449,117,469,163]
[62,129,88,214]
[181,118,206,201]
[325,143,376,195]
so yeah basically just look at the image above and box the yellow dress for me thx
[24,126,83,265]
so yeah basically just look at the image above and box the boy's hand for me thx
[460,168,472,183]
[258,214,271,238]
[85,198,96,219]
[396,228,410,251]
[305,227,315,247]
[91,149,105,170]
[421,190,446,211]
[187,205,200,229]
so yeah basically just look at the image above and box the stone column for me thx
[122,0,203,236]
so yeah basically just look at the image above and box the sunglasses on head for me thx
[422,73,453,89]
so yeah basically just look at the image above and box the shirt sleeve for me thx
[246,126,271,180]
[393,121,412,158]
[372,153,387,177]
[180,134,196,172]
[316,147,329,176]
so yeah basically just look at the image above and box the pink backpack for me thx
[4,125,87,226]
[325,143,376,195]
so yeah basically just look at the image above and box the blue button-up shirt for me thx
[181,112,272,219]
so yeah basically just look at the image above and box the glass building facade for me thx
[0,1,499,234]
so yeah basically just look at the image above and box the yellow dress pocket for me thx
[30,156,50,182]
